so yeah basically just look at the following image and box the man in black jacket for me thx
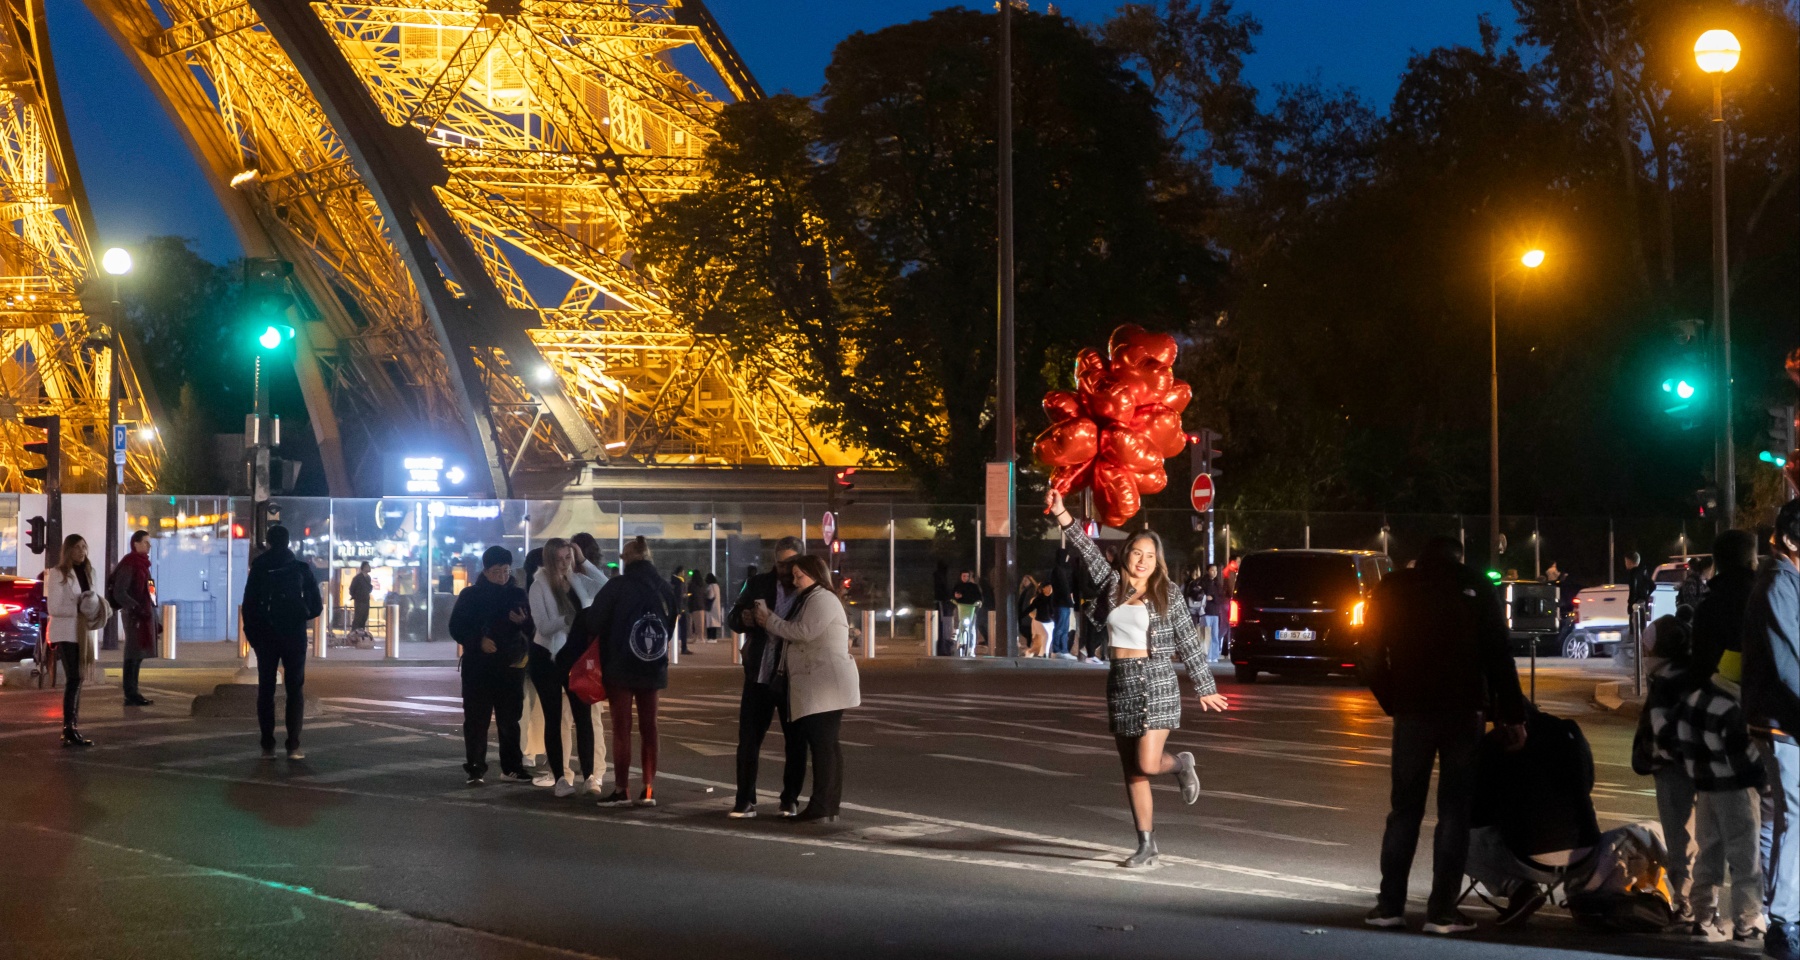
[1747,500,1800,960]
[449,546,532,785]
[1364,536,1527,935]
[240,526,323,760]
[722,535,803,817]
[1690,530,1756,675]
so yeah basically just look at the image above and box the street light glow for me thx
[137,426,156,442]
[1695,29,1741,74]
[101,247,132,276]
[533,365,555,385]
[1520,249,1545,269]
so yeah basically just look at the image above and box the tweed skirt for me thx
[1107,656,1181,737]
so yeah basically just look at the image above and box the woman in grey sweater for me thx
[756,553,861,822]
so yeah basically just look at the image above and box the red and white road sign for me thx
[1189,473,1216,513]
[821,510,837,544]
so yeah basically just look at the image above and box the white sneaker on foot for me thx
[531,770,556,787]
[583,775,604,795]
[553,776,578,798]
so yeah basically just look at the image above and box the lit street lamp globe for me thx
[1695,29,1741,74]
[101,247,133,276]
[1520,249,1546,269]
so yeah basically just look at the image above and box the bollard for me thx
[237,604,257,670]
[861,610,877,660]
[384,609,401,659]
[925,610,939,656]
[159,603,179,660]
[986,610,997,657]
[313,614,328,659]
[734,633,744,666]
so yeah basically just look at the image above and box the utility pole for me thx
[1710,70,1735,528]
[994,0,1018,658]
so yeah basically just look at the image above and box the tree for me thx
[640,9,1217,501]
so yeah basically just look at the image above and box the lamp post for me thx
[100,246,132,652]
[1488,242,1545,568]
[1695,29,1740,528]
[994,0,1019,656]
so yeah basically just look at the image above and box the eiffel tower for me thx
[72,0,855,496]
[0,0,161,494]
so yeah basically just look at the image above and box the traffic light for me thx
[21,415,60,492]
[25,516,47,555]
[1187,428,1224,479]
[1762,403,1797,469]
[1660,357,1704,428]
[255,323,296,351]
[1695,485,1721,518]
[829,467,857,509]
[244,258,296,350]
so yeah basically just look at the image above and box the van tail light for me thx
[0,602,19,616]
[1228,599,1240,627]
[1350,600,1366,627]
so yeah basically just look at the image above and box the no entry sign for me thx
[821,510,837,544]
[1189,473,1216,513]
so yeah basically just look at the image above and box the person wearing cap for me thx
[240,525,323,759]
[449,545,534,785]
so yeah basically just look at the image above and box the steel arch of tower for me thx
[81,0,856,495]
[0,0,161,494]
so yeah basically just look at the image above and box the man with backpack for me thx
[449,546,533,785]
[240,526,323,759]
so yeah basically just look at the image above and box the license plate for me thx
[1596,631,1621,643]
[1273,629,1315,642]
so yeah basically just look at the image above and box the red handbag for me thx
[568,639,607,705]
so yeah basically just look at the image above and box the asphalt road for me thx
[0,649,1748,960]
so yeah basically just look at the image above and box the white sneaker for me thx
[553,776,578,798]
[583,775,604,795]
[531,770,555,787]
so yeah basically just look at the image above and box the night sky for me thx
[48,0,1505,262]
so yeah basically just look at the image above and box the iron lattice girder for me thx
[0,0,161,494]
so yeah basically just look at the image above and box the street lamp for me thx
[1696,28,1739,527]
[101,246,132,652]
[1489,241,1545,568]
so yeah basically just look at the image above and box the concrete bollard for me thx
[734,633,745,666]
[312,614,328,659]
[925,610,939,656]
[861,610,876,660]
[986,610,998,657]
[384,610,401,659]
[237,604,257,671]
[160,603,179,660]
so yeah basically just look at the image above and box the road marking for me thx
[1146,785,1347,811]
[322,697,462,714]
[0,717,188,740]
[92,722,350,751]
[296,757,450,783]
[927,753,1079,777]
[163,735,427,769]
[405,695,463,702]
[1077,805,1345,846]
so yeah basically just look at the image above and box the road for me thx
[0,650,1741,960]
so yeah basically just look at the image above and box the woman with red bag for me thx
[528,537,606,797]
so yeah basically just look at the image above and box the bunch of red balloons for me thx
[1033,324,1190,529]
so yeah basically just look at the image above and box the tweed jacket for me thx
[1062,524,1218,698]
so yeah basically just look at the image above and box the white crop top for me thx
[1106,603,1150,651]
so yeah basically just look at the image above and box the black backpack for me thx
[255,560,320,626]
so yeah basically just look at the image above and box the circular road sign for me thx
[1189,474,1216,513]
[822,510,837,544]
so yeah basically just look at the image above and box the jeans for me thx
[1051,606,1073,655]
[1655,765,1698,913]
[1693,786,1764,931]
[735,679,791,809]
[606,684,659,795]
[462,666,526,777]
[254,639,307,751]
[527,646,595,780]
[1763,736,1800,927]
[1379,712,1482,916]
[1202,615,1221,660]
[787,709,845,815]
[54,641,82,728]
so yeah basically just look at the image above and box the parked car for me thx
[1564,584,1630,659]
[0,575,45,662]
[1502,579,1562,656]
[1228,549,1391,683]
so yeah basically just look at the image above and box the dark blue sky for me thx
[49,0,1506,263]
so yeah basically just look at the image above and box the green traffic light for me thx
[256,324,295,350]
[1763,451,1790,468]
[1486,570,1503,582]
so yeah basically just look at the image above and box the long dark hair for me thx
[790,554,839,597]
[1111,531,1171,616]
[55,534,93,583]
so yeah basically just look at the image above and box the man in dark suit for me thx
[725,535,803,817]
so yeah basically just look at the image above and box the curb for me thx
[1592,680,1643,719]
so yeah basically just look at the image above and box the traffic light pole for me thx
[250,354,273,552]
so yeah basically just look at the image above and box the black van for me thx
[1229,549,1390,683]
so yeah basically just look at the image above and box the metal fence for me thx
[0,493,1712,655]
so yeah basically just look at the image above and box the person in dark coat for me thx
[448,545,533,785]
[109,530,157,706]
[561,536,677,807]
[1625,550,1656,617]
[1363,535,1527,935]
[1049,548,1079,659]
[348,561,373,634]
[724,536,803,817]
[240,526,323,759]
[1690,530,1757,675]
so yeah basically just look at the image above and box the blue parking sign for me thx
[113,424,127,465]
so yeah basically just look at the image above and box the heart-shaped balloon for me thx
[1050,460,1094,495]
[1032,417,1098,467]
[1093,460,1142,529]
[1100,425,1161,472]
[1042,390,1081,424]
[1075,348,1108,392]
[1109,324,1179,369]
[1086,376,1141,424]
[1136,406,1185,458]
[1160,380,1191,413]
[1113,363,1172,402]
[1135,464,1168,495]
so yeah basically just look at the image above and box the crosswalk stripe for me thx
[163,734,428,769]
[323,698,462,714]
[297,758,449,783]
[927,754,1079,777]
[0,717,187,740]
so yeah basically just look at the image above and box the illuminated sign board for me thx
[389,454,470,496]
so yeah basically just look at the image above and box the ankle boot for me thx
[1123,830,1158,868]
[61,727,93,748]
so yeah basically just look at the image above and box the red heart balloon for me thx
[1109,324,1179,369]
[1050,460,1093,495]
[1140,408,1185,458]
[1088,376,1141,423]
[1075,349,1108,392]
[1093,460,1142,528]
[1042,390,1081,424]
[1033,418,1098,468]
[1106,325,1146,365]
[1100,425,1161,472]
[1161,380,1191,413]
[1135,463,1168,495]
[1115,363,1172,400]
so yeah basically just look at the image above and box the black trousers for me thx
[1379,712,1483,916]
[527,645,594,780]
[463,665,526,777]
[254,639,308,751]
[352,601,369,630]
[122,660,142,700]
[734,678,791,808]
[785,709,845,816]
[55,641,82,728]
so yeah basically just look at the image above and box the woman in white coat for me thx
[527,538,607,796]
[44,534,106,746]
[755,553,860,822]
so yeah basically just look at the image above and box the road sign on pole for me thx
[112,424,127,466]
[1189,473,1216,513]
[821,510,837,544]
